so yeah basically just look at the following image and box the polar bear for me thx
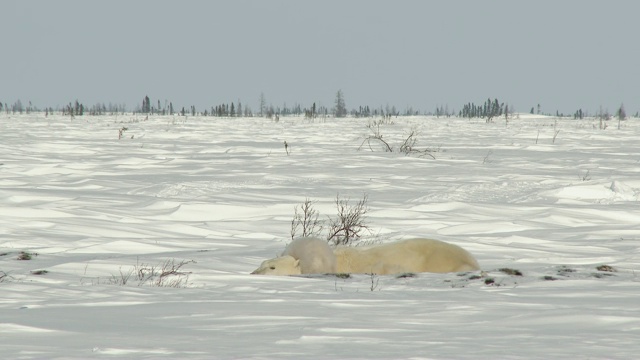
[250,255,303,275]
[251,237,337,275]
[334,238,480,275]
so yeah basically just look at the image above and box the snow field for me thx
[1,113,639,359]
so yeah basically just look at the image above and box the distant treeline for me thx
[0,93,634,120]
[461,98,509,121]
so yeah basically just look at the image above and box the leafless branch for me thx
[291,198,324,240]
[359,120,393,152]
[327,194,371,246]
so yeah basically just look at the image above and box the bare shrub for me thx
[399,127,435,159]
[482,150,493,164]
[290,194,371,246]
[370,273,380,291]
[552,119,560,144]
[290,198,324,240]
[399,128,418,154]
[327,194,371,246]
[118,126,128,139]
[359,121,435,158]
[109,267,133,286]
[108,259,195,287]
[136,259,195,287]
[359,120,392,152]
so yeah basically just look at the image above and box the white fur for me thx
[250,255,301,275]
[251,237,479,276]
[281,237,337,274]
[251,237,336,275]
[334,238,480,275]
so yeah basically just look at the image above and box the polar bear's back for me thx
[335,238,479,274]
[409,238,479,272]
[282,237,337,274]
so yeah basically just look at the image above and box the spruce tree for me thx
[617,103,626,120]
[334,90,347,118]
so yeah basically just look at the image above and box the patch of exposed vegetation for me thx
[557,266,576,276]
[499,268,523,276]
[484,277,496,285]
[17,251,37,261]
[396,273,417,279]
[595,265,616,272]
[332,273,351,279]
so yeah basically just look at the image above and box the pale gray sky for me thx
[2,0,639,114]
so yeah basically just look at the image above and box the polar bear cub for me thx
[251,237,337,275]
[334,238,480,274]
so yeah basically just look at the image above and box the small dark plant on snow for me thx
[499,268,523,276]
[370,273,380,291]
[17,251,37,261]
[118,126,128,139]
[596,264,616,272]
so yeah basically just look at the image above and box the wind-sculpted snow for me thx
[1,113,640,358]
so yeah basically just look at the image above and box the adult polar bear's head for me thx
[250,255,302,275]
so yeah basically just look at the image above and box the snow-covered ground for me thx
[1,113,639,359]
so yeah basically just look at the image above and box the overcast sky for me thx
[2,0,639,114]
